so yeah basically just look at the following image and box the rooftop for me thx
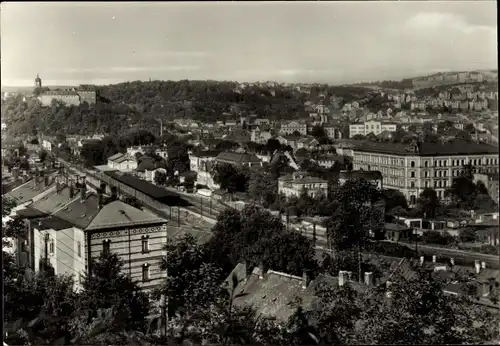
[215,151,262,164]
[85,200,167,231]
[104,171,184,205]
[6,179,55,204]
[36,215,76,231]
[354,139,498,156]
[53,193,102,229]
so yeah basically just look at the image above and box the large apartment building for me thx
[349,120,398,138]
[352,140,499,205]
[280,120,308,136]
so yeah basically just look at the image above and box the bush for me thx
[420,230,455,246]
[365,241,417,258]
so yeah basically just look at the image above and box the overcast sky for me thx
[1,1,497,86]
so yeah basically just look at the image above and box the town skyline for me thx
[1,1,497,87]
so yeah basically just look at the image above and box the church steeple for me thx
[35,73,42,88]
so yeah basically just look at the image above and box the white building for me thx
[280,121,308,136]
[349,121,398,138]
[278,172,328,198]
[107,153,138,172]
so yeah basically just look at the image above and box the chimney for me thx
[432,255,437,263]
[338,271,347,287]
[481,261,486,270]
[475,260,481,274]
[419,256,425,266]
[80,184,86,201]
[364,272,373,287]
[450,258,455,266]
[98,190,104,209]
[44,175,49,187]
[56,181,61,193]
[302,271,308,289]
[69,185,74,198]
[386,281,393,298]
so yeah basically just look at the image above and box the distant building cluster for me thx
[413,71,498,89]
[34,74,97,106]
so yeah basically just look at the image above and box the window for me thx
[142,263,150,282]
[49,239,55,255]
[424,171,429,178]
[410,195,416,205]
[77,241,82,257]
[102,240,111,255]
[410,161,415,168]
[410,171,415,178]
[425,181,429,188]
[142,236,150,253]
[424,161,428,168]
[410,181,415,188]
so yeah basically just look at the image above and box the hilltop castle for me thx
[34,74,97,107]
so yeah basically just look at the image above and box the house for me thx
[280,120,307,136]
[276,135,301,150]
[278,172,328,198]
[250,128,273,144]
[189,150,220,173]
[385,223,413,242]
[107,153,138,172]
[224,263,369,323]
[314,154,342,169]
[297,137,320,150]
[338,170,383,189]
[31,185,169,292]
[215,152,263,168]
[324,124,343,140]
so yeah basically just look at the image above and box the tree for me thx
[247,170,278,207]
[2,197,17,217]
[212,163,248,195]
[153,170,167,186]
[81,252,150,333]
[382,189,408,212]
[417,188,440,218]
[39,150,48,163]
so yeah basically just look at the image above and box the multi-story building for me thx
[250,128,273,144]
[338,170,383,189]
[349,121,398,138]
[278,172,328,198]
[189,150,219,173]
[215,151,263,168]
[352,140,499,205]
[324,125,343,140]
[280,120,307,136]
[35,75,97,107]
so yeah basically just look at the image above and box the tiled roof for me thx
[191,150,220,158]
[30,186,75,214]
[354,139,498,156]
[85,200,167,231]
[108,152,124,161]
[104,171,183,204]
[6,179,55,204]
[36,215,76,231]
[114,154,135,164]
[136,157,156,172]
[53,194,101,229]
[231,268,305,322]
[14,206,48,219]
[216,152,261,164]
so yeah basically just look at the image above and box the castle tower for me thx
[35,74,42,88]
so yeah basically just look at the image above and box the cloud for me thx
[51,66,201,74]
[405,12,495,35]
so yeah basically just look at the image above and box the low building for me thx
[278,172,328,198]
[324,124,343,140]
[215,151,263,168]
[189,150,220,173]
[250,128,273,144]
[385,223,413,242]
[107,153,138,172]
[315,154,342,168]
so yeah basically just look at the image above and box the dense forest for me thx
[1,80,379,137]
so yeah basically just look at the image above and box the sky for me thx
[1,1,497,86]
